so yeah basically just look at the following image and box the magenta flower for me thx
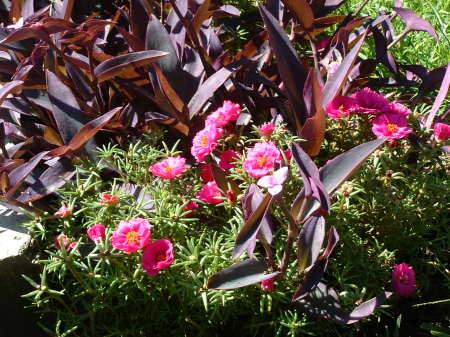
[197,181,223,204]
[258,123,276,137]
[392,263,416,297]
[326,96,359,119]
[261,277,276,291]
[100,193,120,205]
[54,233,76,250]
[205,101,241,127]
[183,201,199,217]
[142,239,175,276]
[54,206,72,217]
[219,150,239,171]
[371,113,412,141]
[352,88,390,114]
[200,164,215,182]
[191,125,224,162]
[111,218,152,253]
[243,141,282,178]
[257,167,288,196]
[389,102,412,116]
[284,149,293,162]
[434,122,450,141]
[87,224,106,241]
[150,156,188,179]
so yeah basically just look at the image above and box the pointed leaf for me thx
[119,183,155,211]
[425,63,450,129]
[259,4,307,125]
[345,292,392,324]
[282,0,314,30]
[207,259,279,290]
[94,50,168,83]
[393,7,439,41]
[0,80,23,105]
[297,215,325,272]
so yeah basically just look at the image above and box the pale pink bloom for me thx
[111,218,152,253]
[200,164,215,182]
[142,239,175,276]
[219,150,239,171]
[87,224,106,241]
[326,96,359,119]
[392,263,416,297]
[100,193,120,205]
[389,102,411,116]
[205,101,241,127]
[259,123,276,137]
[243,141,282,178]
[352,88,390,114]
[261,277,276,291]
[54,206,72,217]
[54,233,76,250]
[371,113,412,141]
[434,123,450,141]
[150,156,188,179]
[257,167,288,196]
[191,125,224,162]
[196,181,223,204]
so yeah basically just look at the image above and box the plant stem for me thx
[388,29,409,49]
[277,197,299,276]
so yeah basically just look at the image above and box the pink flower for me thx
[142,239,175,276]
[183,201,199,217]
[326,96,359,119]
[54,233,76,250]
[392,263,416,297]
[150,156,188,179]
[100,193,120,205]
[261,277,276,291]
[257,167,288,196]
[226,189,237,204]
[389,102,411,116]
[434,123,450,141]
[205,101,241,127]
[191,125,224,162]
[259,123,276,137]
[54,206,72,217]
[243,141,282,178]
[317,37,331,50]
[87,224,106,241]
[200,164,215,182]
[111,218,152,253]
[197,181,223,204]
[371,113,412,141]
[352,88,390,114]
[284,149,293,162]
[219,150,239,171]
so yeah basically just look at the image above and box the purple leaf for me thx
[372,25,398,75]
[259,4,307,125]
[425,63,450,129]
[323,30,367,108]
[393,7,439,41]
[282,0,314,30]
[0,80,23,106]
[345,292,393,324]
[207,258,279,290]
[119,183,155,211]
[213,5,241,19]
[297,215,325,272]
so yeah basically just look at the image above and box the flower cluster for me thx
[326,88,413,142]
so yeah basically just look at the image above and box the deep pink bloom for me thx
[243,141,282,178]
[392,263,416,297]
[226,189,237,204]
[191,125,224,162]
[261,277,276,291]
[205,101,241,127]
[197,181,223,204]
[259,123,276,137]
[150,156,188,179]
[100,193,120,205]
[54,206,72,217]
[200,164,215,182]
[434,123,450,141]
[317,37,331,50]
[284,149,293,162]
[87,224,106,241]
[142,239,175,276]
[371,113,412,141]
[54,233,76,250]
[219,150,239,171]
[326,96,359,119]
[389,102,411,116]
[184,201,199,217]
[352,88,390,114]
[111,218,152,253]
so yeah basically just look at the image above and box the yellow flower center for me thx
[387,123,398,132]
[156,254,166,262]
[201,136,209,147]
[163,165,173,173]
[125,231,140,244]
[256,155,269,167]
